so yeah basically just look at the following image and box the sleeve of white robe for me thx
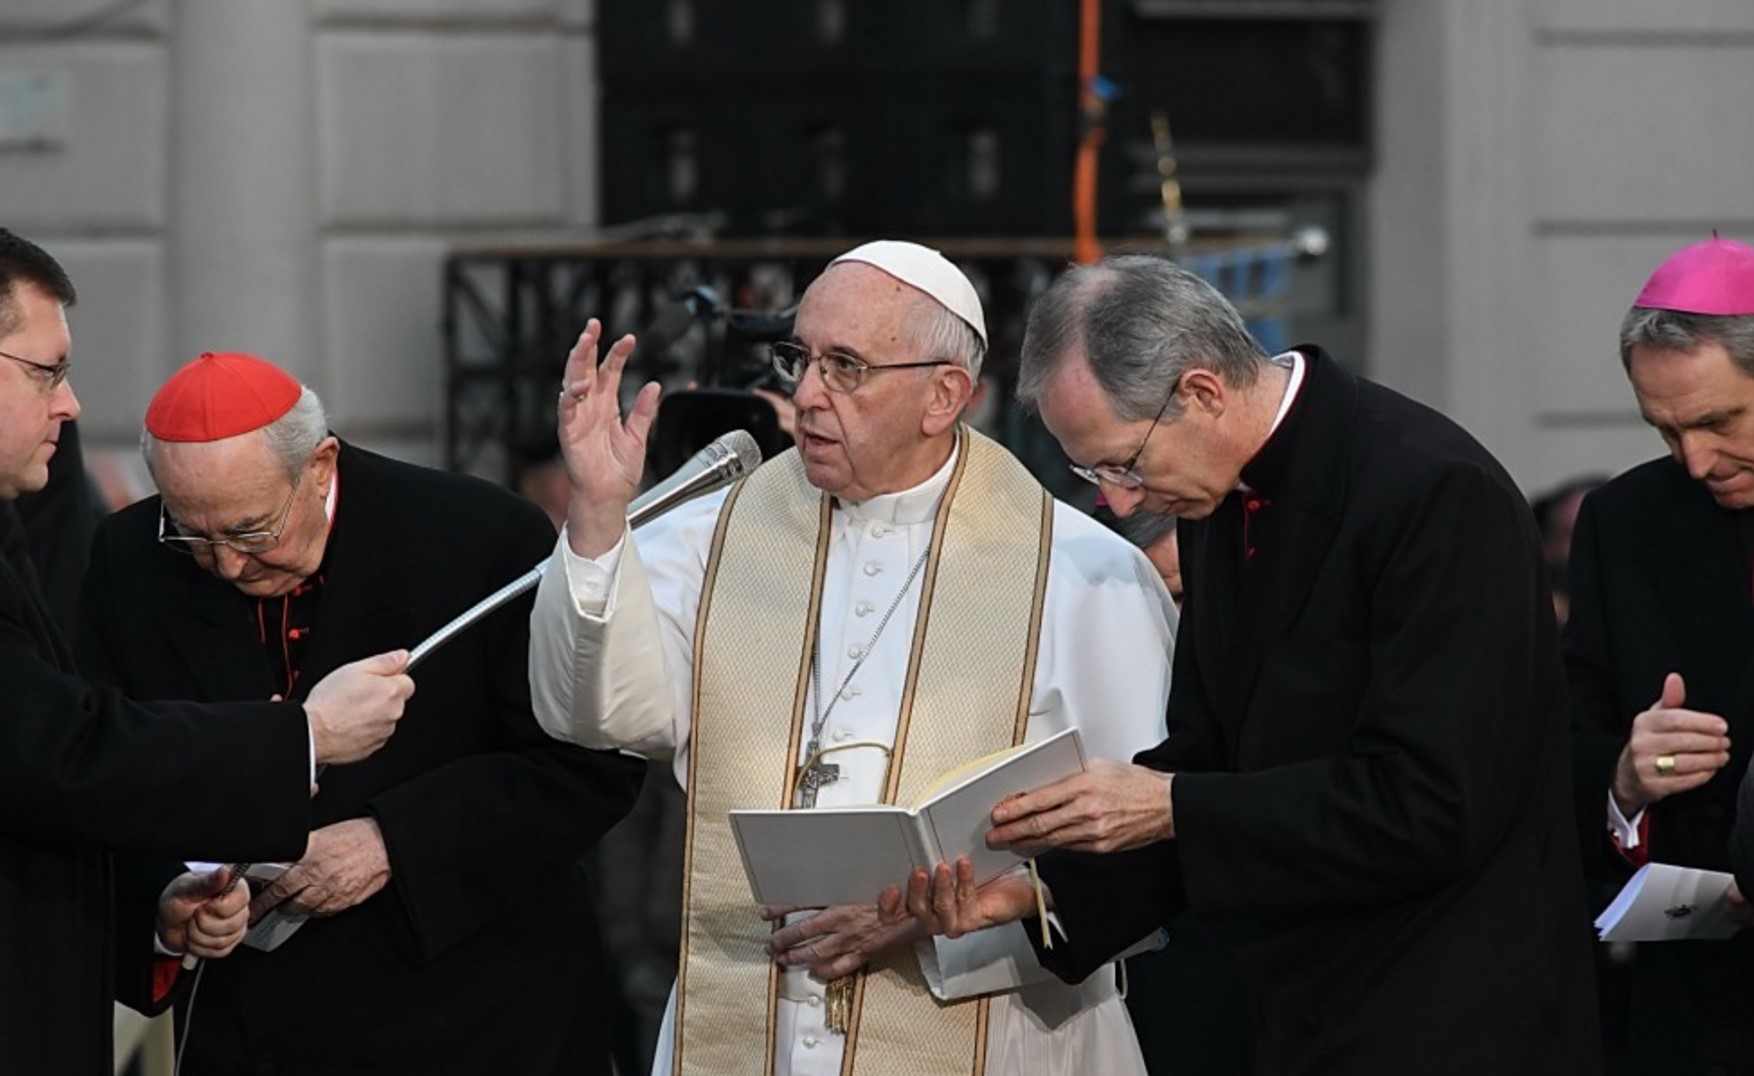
[922,503,1177,1001]
[528,490,727,775]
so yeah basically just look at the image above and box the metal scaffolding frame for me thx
[441,236,1316,492]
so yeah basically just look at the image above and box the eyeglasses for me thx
[1068,381,1179,491]
[158,476,301,556]
[0,348,72,394]
[769,341,951,394]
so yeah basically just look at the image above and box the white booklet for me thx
[728,726,1086,908]
[238,863,308,952]
[1595,862,1744,942]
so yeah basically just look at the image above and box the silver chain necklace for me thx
[794,541,932,807]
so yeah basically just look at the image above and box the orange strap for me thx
[1073,0,1104,265]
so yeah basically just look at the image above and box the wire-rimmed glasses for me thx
[0,348,72,394]
[157,477,301,556]
[768,341,951,394]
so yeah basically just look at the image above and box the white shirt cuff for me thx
[1606,790,1645,850]
[559,524,625,617]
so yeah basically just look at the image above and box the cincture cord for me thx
[796,740,892,779]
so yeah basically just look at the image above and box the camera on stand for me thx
[638,285,797,481]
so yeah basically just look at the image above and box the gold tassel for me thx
[825,974,857,1034]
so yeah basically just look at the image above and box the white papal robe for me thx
[530,448,1175,1076]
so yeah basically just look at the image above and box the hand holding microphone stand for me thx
[406,429,763,670]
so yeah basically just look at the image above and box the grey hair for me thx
[907,289,986,381]
[1117,507,1176,550]
[1017,255,1270,421]
[142,385,329,480]
[1619,307,1754,376]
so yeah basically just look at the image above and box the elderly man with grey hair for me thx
[530,240,1175,1076]
[901,254,1600,1076]
[78,351,643,1074]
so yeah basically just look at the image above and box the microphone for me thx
[628,428,761,529]
[405,430,764,670]
[633,285,723,366]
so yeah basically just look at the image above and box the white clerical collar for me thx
[1265,349,1305,438]
[836,441,960,526]
[1236,350,1305,493]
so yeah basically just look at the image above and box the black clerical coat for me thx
[0,519,309,1075]
[78,442,643,1075]
[1568,457,1754,1073]
[1037,350,1600,1075]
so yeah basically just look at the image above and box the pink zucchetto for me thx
[1633,234,1754,316]
[145,351,302,443]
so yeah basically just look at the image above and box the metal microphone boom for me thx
[406,430,763,670]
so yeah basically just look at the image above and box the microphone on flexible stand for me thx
[628,428,760,528]
[404,429,763,670]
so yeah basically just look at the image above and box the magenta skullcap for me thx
[1634,233,1754,316]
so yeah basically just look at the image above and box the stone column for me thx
[166,0,323,387]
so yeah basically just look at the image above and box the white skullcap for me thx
[828,240,987,346]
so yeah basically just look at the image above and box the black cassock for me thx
[78,441,643,1075]
[0,511,309,1075]
[1036,348,1601,1076]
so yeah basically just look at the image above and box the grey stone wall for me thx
[4,0,1750,492]
[1372,0,1754,494]
[0,0,598,469]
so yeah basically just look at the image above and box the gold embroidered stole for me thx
[676,427,1053,1076]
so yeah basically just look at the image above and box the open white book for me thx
[1595,862,1744,942]
[728,726,1086,907]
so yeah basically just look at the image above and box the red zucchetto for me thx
[144,351,302,443]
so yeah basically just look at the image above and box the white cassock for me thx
[530,449,1176,1076]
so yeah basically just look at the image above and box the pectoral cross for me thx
[794,739,840,808]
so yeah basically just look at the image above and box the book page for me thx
[914,727,1086,884]
[726,729,1087,908]
[1595,862,1743,942]
[729,807,920,907]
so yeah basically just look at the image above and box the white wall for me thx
[0,0,599,467]
[1371,0,1754,496]
[5,0,1751,492]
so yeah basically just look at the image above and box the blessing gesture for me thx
[558,317,662,559]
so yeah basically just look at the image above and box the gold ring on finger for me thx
[1655,754,1677,776]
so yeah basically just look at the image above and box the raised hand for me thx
[1612,672,1732,816]
[558,318,662,558]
